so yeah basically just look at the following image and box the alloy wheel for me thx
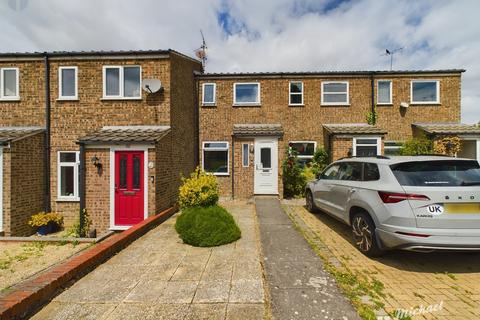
[352,216,373,252]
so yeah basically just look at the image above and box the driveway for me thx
[30,201,265,320]
[284,201,480,320]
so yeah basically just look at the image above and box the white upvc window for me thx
[202,141,229,175]
[0,67,20,100]
[289,141,316,166]
[352,137,381,157]
[57,151,80,201]
[411,80,440,104]
[233,83,260,106]
[321,81,349,105]
[384,141,403,156]
[377,80,392,105]
[289,81,304,105]
[202,83,216,105]
[103,65,141,99]
[58,66,78,100]
[242,143,249,167]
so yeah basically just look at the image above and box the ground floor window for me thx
[384,141,403,156]
[289,141,316,166]
[353,137,380,157]
[203,142,229,175]
[242,143,249,167]
[57,151,79,200]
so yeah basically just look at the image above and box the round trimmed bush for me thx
[175,205,241,247]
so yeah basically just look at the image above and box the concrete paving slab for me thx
[225,303,265,320]
[193,280,230,303]
[157,280,198,303]
[256,196,360,320]
[185,303,227,320]
[124,279,168,302]
[229,279,264,303]
[30,302,116,320]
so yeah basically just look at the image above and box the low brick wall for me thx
[0,206,176,320]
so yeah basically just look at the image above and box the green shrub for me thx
[282,148,306,198]
[28,212,63,227]
[311,147,329,175]
[178,167,219,209]
[301,166,316,184]
[64,209,91,238]
[175,205,241,247]
[399,136,433,155]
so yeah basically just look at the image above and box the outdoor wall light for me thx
[91,155,103,173]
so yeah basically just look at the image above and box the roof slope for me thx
[413,123,480,135]
[0,127,45,144]
[77,126,170,144]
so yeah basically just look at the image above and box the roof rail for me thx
[417,153,453,157]
[338,155,390,160]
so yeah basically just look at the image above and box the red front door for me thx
[114,151,144,226]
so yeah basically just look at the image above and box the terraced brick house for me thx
[0,50,201,236]
[197,70,480,199]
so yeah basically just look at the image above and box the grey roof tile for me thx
[0,127,45,144]
[233,124,284,136]
[413,123,480,135]
[77,126,170,144]
[323,123,387,135]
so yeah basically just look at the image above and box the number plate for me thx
[444,203,480,214]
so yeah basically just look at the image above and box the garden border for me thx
[0,206,177,320]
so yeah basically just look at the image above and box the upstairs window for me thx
[202,83,216,105]
[58,67,78,100]
[57,151,79,201]
[289,82,303,105]
[0,68,19,100]
[203,142,229,175]
[322,81,349,105]
[411,80,439,104]
[234,83,260,105]
[103,66,141,99]
[377,80,392,104]
[289,141,316,167]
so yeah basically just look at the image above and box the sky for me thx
[1,0,479,123]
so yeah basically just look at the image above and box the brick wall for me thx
[198,74,461,198]
[2,132,45,236]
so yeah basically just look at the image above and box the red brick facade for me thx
[198,72,462,198]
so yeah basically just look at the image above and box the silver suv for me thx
[305,156,480,256]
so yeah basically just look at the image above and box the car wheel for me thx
[351,211,383,257]
[306,190,318,213]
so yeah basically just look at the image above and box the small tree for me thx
[178,167,219,209]
[311,148,329,175]
[399,136,433,155]
[282,148,306,198]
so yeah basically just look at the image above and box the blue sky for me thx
[1,0,479,123]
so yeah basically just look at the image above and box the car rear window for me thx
[391,160,480,186]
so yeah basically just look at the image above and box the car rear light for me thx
[395,231,431,238]
[378,191,430,203]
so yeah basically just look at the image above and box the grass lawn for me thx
[0,241,89,292]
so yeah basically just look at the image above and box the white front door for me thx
[254,138,278,194]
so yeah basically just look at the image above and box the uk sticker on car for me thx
[427,204,444,215]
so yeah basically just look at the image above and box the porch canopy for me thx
[0,126,45,145]
[412,123,480,136]
[323,123,387,136]
[77,125,171,145]
[233,124,283,137]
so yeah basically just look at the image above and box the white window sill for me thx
[211,173,229,176]
[289,104,304,107]
[57,97,79,101]
[0,97,20,101]
[410,102,441,105]
[202,103,216,107]
[377,103,392,106]
[56,197,80,202]
[101,97,142,101]
[233,103,261,107]
[321,103,350,107]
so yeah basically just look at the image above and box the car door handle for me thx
[349,188,357,194]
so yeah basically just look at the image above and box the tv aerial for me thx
[382,47,404,70]
[194,30,208,69]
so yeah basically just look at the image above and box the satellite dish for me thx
[400,102,409,108]
[142,79,162,93]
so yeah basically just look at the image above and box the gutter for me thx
[370,72,376,116]
[44,53,51,213]
[78,143,86,236]
[231,134,235,200]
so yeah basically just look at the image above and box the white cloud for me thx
[0,0,478,123]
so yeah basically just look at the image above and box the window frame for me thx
[202,141,229,176]
[352,137,381,157]
[57,151,80,201]
[0,67,20,100]
[289,141,317,159]
[233,82,261,106]
[102,65,142,100]
[410,80,440,105]
[202,83,216,105]
[242,143,249,167]
[384,141,403,156]
[289,81,304,106]
[58,66,78,100]
[321,81,349,106]
[377,80,392,105]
